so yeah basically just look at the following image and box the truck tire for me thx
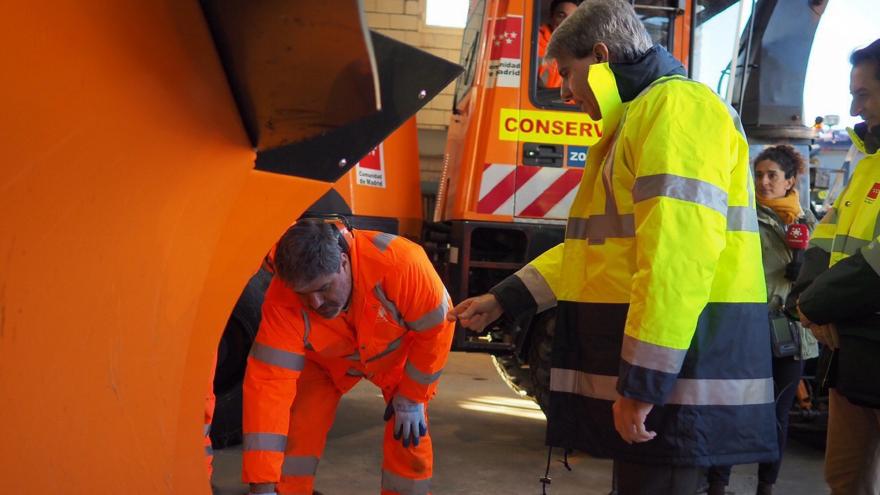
[527,309,556,415]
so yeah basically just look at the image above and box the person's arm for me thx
[799,235,880,324]
[617,84,736,405]
[785,246,831,314]
[785,203,841,314]
[241,278,307,486]
[381,242,456,404]
[490,243,563,320]
[449,242,563,332]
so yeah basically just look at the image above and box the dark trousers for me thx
[616,460,703,495]
[707,356,804,485]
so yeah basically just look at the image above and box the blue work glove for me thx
[382,394,427,447]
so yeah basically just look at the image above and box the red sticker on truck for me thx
[356,145,385,188]
[487,16,522,89]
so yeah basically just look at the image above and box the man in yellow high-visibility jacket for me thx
[791,38,880,495]
[449,0,777,492]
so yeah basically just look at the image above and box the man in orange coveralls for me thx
[538,0,579,88]
[242,218,454,495]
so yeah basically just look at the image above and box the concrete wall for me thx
[364,0,464,184]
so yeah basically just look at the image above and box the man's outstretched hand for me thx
[446,293,503,333]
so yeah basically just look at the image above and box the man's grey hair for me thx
[274,220,342,288]
[546,0,652,63]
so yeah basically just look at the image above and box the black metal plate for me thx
[254,31,463,182]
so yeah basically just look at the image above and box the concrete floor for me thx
[212,353,829,495]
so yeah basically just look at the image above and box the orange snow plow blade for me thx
[0,1,372,492]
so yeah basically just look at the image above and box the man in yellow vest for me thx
[448,1,777,493]
[793,38,880,495]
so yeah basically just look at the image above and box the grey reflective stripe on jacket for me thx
[374,283,451,332]
[381,470,431,495]
[620,334,687,374]
[404,361,442,385]
[282,455,319,477]
[633,174,728,215]
[550,368,773,406]
[250,342,306,372]
[515,264,556,312]
[372,232,397,252]
[243,432,288,452]
[833,235,873,256]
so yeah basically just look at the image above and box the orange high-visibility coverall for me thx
[242,230,454,495]
[538,24,561,88]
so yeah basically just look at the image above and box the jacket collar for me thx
[756,203,785,228]
[592,45,687,141]
[849,122,880,155]
[610,45,687,103]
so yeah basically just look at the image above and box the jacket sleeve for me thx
[381,243,455,403]
[616,85,736,404]
[799,235,880,325]
[490,243,563,320]
[785,246,831,314]
[241,279,306,484]
[785,206,838,312]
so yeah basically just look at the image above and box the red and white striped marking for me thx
[476,164,582,219]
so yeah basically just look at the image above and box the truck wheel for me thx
[527,309,556,415]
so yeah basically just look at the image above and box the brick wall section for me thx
[364,0,463,131]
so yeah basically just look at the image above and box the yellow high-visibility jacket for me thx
[491,46,777,465]
[796,125,880,408]
[809,127,880,267]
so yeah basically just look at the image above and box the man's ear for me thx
[594,42,610,63]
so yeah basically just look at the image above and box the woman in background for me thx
[707,145,820,495]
